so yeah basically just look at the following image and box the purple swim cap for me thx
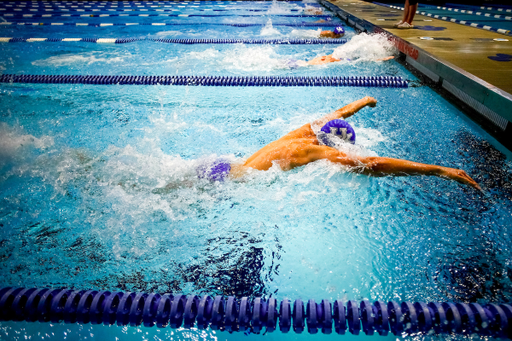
[319,119,356,146]
[333,26,345,36]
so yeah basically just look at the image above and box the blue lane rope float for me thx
[0,37,347,44]
[0,287,511,337]
[0,74,409,88]
[0,6,306,12]
[0,22,343,27]
[1,13,328,18]
[4,0,306,3]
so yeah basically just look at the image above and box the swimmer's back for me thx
[242,123,319,171]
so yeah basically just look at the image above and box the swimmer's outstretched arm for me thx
[301,145,481,189]
[312,96,377,127]
[356,157,481,190]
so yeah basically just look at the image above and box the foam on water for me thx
[154,30,183,37]
[260,18,282,36]
[223,45,289,71]
[266,0,298,14]
[290,28,322,38]
[304,4,324,15]
[32,53,127,67]
[0,123,54,167]
[332,33,397,61]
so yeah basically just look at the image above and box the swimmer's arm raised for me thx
[312,96,377,127]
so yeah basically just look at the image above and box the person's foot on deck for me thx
[393,20,404,28]
[397,22,414,29]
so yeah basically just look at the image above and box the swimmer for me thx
[319,26,345,39]
[292,26,345,39]
[307,54,394,65]
[199,96,480,190]
[304,6,324,15]
[314,16,332,23]
[284,54,394,68]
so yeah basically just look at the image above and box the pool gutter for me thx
[320,0,512,150]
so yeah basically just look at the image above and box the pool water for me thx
[1,1,512,340]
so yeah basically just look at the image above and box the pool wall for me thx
[320,0,512,150]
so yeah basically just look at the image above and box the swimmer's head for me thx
[333,26,345,37]
[318,119,356,146]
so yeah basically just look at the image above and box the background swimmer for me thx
[290,26,345,39]
[304,5,324,15]
[320,26,345,39]
[198,97,480,190]
[284,54,394,68]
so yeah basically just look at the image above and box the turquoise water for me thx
[1,1,512,340]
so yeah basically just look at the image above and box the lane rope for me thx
[0,74,409,88]
[0,21,343,27]
[0,37,347,44]
[0,287,510,337]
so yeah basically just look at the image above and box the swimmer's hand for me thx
[441,168,482,191]
[365,96,377,107]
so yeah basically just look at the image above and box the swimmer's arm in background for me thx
[306,55,340,66]
[376,56,395,61]
[312,96,377,127]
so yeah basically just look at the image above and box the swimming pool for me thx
[1,1,512,340]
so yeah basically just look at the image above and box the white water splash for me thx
[267,0,295,14]
[32,53,126,66]
[332,33,397,61]
[260,19,282,36]
[0,123,54,165]
[304,5,324,14]
[154,30,183,37]
[290,28,322,38]
[186,47,223,60]
[224,45,300,71]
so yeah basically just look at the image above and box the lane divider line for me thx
[1,11,325,18]
[0,74,409,88]
[0,37,348,44]
[0,22,344,27]
[0,287,510,337]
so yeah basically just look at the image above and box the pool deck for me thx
[321,0,512,148]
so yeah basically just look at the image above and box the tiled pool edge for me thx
[320,0,512,150]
